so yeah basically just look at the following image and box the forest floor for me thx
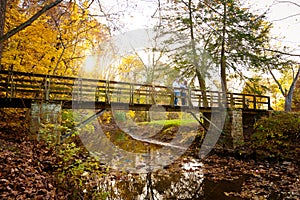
[0,109,299,199]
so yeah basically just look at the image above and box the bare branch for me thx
[264,48,300,57]
[287,66,300,97]
[272,13,300,21]
[276,0,300,8]
[267,65,286,96]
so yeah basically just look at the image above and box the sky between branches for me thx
[96,0,300,59]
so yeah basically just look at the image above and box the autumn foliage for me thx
[1,1,108,76]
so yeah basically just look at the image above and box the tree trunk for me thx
[285,95,292,112]
[0,0,7,70]
[220,1,227,93]
[285,66,300,111]
[188,0,208,106]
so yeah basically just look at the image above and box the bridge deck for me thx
[0,70,272,111]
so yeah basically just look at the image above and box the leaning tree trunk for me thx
[187,0,208,106]
[285,67,300,111]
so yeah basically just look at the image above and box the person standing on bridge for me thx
[173,78,180,106]
[180,79,188,106]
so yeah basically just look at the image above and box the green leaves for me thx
[251,112,300,159]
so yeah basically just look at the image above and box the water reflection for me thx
[95,157,204,199]
[80,121,200,173]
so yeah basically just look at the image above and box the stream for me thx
[78,121,246,199]
[73,112,299,199]
[87,156,245,200]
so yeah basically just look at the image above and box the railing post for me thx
[117,88,121,102]
[253,95,257,110]
[130,83,134,105]
[10,73,15,98]
[76,77,82,102]
[6,71,15,98]
[137,89,140,104]
[188,88,192,107]
[151,85,155,104]
[218,91,225,108]
[198,92,202,107]
[44,76,50,101]
[105,80,110,104]
[230,93,234,108]
[147,86,151,104]
[95,83,99,102]
[170,88,175,106]
[210,91,213,107]
[267,96,271,110]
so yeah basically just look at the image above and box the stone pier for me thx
[219,109,269,149]
[30,102,61,140]
[230,109,244,148]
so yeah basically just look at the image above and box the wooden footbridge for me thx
[0,70,272,112]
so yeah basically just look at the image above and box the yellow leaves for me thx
[118,55,144,74]
[2,1,109,75]
[127,110,135,119]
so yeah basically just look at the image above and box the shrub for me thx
[54,140,108,199]
[113,111,126,122]
[250,112,300,160]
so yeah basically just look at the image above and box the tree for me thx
[200,0,272,93]
[159,0,211,105]
[0,0,63,43]
[116,55,145,82]
[159,0,271,101]
[1,1,108,75]
[0,0,63,69]
[267,62,300,111]
[242,75,270,96]
[46,1,108,76]
[241,74,285,110]
[247,45,300,111]
[255,0,300,111]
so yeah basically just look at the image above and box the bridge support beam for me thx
[30,102,61,141]
[230,109,244,148]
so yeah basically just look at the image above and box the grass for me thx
[139,119,198,126]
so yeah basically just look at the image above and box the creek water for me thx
[91,156,244,200]
[80,128,244,199]
[77,113,244,199]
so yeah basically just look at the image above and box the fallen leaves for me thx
[202,153,300,199]
[0,138,57,199]
[0,109,58,199]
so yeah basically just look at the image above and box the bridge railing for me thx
[0,70,271,110]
